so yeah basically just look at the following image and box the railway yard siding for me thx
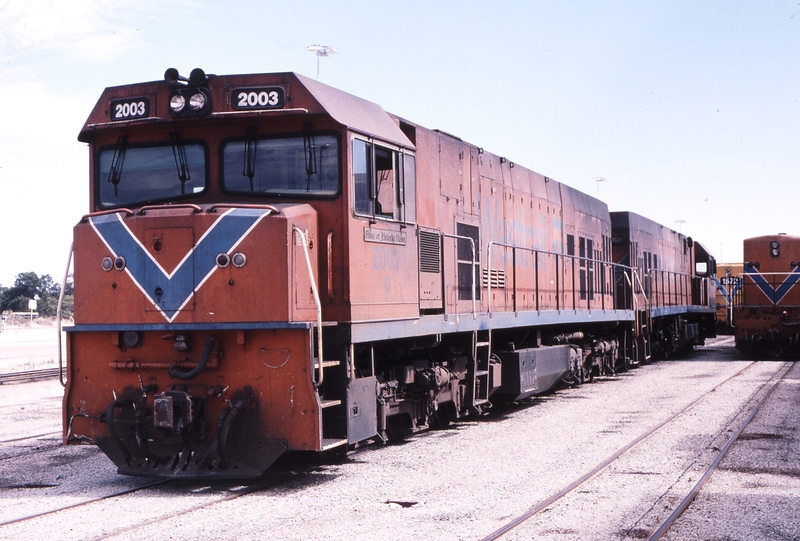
[0,338,798,540]
[0,325,66,374]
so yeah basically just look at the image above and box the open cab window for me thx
[353,138,415,223]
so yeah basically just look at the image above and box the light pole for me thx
[593,177,606,197]
[675,219,685,233]
[307,44,337,81]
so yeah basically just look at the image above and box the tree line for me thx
[0,272,74,319]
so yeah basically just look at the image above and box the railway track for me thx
[0,468,300,535]
[0,479,172,527]
[0,368,60,384]
[480,360,793,540]
[647,361,794,541]
[81,473,298,541]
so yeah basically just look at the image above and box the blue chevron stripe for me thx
[744,265,800,304]
[90,208,272,322]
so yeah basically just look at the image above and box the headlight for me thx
[189,92,207,111]
[170,93,186,113]
[168,88,211,117]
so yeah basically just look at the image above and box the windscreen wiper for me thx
[242,126,257,191]
[303,123,317,191]
[107,135,127,197]
[170,132,190,195]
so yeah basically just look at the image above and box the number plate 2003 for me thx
[232,87,286,110]
[110,97,150,121]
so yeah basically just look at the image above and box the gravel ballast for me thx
[1,337,798,540]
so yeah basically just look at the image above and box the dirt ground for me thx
[0,323,67,373]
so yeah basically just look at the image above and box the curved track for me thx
[481,359,791,540]
[647,361,794,540]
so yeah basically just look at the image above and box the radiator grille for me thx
[419,230,441,273]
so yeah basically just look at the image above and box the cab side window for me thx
[353,138,415,223]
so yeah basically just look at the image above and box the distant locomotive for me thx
[712,263,743,334]
[734,234,800,357]
[62,69,716,478]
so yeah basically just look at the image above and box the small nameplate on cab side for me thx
[231,87,286,110]
[364,227,407,246]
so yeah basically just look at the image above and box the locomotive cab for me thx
[65,70,418,476]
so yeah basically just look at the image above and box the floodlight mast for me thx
[307,44,337,81]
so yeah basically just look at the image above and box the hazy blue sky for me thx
[1,0,798,287]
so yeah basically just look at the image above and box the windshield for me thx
[97,140,207,208]
[222,134,339,196]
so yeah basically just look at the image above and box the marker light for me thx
[232,252,247,268]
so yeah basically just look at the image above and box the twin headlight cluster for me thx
[165,67,211,117]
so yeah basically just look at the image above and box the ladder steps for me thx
[314,359,340,369]
[321,438,347,450]
[320,399,341,409]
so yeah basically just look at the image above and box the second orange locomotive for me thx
[734,234,800,357]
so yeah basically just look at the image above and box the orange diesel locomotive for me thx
[734,234,800,357]
[63,69,716,478]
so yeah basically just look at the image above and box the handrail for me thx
[207,203,280,214]
[441,233,477,318]
[293,226,324,386]
[631,267,649,310]
[80,208,134,221]
[57,242,74,388]
[643,268,703,307]
[738,270,800,307]
[486,241,624,317]
[138,203,202,214]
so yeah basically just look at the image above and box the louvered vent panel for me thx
[419,230,441,273]
[482,268,506,288]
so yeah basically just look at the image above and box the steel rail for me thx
[0,479,172,527]
[480,360,765,541]
[647,361,794,541]
[82,473,297,541]
[0,368,61,385]
[0,443,61,462]
[0,431,60,445]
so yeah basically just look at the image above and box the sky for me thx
[0,0,798,287]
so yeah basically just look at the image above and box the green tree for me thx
[0,271,72,318]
